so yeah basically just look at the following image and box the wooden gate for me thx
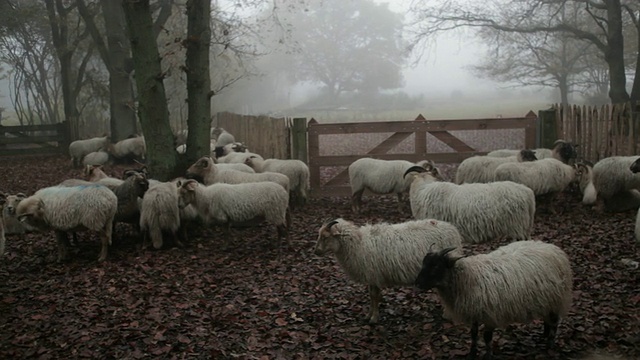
[307,112,537,197]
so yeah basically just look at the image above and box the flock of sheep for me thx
[315,139,638,359]
[1,132,638,359]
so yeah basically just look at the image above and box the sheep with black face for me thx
[415,241,573,360]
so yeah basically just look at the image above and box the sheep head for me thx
[553,139,578,164]
[177,179,199,209]
[123,170,150,198]
[518,149,538,162]
[185,157,214,184]
[314,218,347,256]
[630,157,640,173]
[414,247,462,291]
[85,165,108,181]
[16,196,48,230]
[3,193,27,215]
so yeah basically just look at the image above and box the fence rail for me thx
[0,122,70,156]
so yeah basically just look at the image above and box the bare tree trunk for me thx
[184,0,212,165]
[45,0,80,140]
[605,0,630,103]
[102,0,138,140]
[123,0,177,181]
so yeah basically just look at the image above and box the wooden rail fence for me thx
[307,112,537,197]
[0,122,70,156]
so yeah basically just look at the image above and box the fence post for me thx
[414,114,427,155]
[58,121,71,153]
[537,108,557,149]
[307,118,320,196]
[524,111,538,149]
[291,117,308,163]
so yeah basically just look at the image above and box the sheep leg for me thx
[367,285,382,323]
[172,230,185,248]
[543,312,560,348]
[55,230,70,262]
[482,327,495,360]
[98,220,113,262]
[396,192,405,214]
[351,189,364,214]
[468,322,479,360]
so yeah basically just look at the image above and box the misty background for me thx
[0,0,635,134]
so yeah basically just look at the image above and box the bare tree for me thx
[408,0,639,103]
[184,0,212,165]
[123,0,177,180]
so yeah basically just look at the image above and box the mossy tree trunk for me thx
[184,0,212,167]
[122,0,177,181]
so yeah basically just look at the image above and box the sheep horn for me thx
[439,247,458,256]
[403,166,427,178]
[325,219,339,229]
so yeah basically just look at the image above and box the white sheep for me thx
[215,161,255,174]
[82,151,110,167]
[186,156,289,192]
[314,217,463,323]
[455,149,537,184]
[415,240,573,359]
[139,181,184,250]
[1,192,27,235]
[404,166,535,244]
[245,156,310,206]
[494,158,596,209]
[213,142,249,159]
[211,127,235,147]
[487,139,578,164]
[15,184,118,262]
[177,140,223,156]
[348,157,436,214]
[217,151,263,164]
[84,165,124,191]
[177,179,290,246]
[107,135,146,163]
[68,135,110,168]
[591,156,640,212]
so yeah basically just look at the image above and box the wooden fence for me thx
[0,122,70,156]
[307,113,538,197]
[555,102,640,162]
[213,112,291,160]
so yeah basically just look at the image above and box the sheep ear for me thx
[37,198,45,211]
[176,180,182,188]
[16,193,27,200]
[184,180,198,191]
[0,192,6,205]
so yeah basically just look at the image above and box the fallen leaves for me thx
[0,154,638,359]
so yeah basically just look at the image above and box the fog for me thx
[0,0,558,125]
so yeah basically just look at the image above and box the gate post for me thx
[537,108,557,149]
[291,117,308,163]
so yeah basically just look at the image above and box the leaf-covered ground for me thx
[0,154,638,360]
